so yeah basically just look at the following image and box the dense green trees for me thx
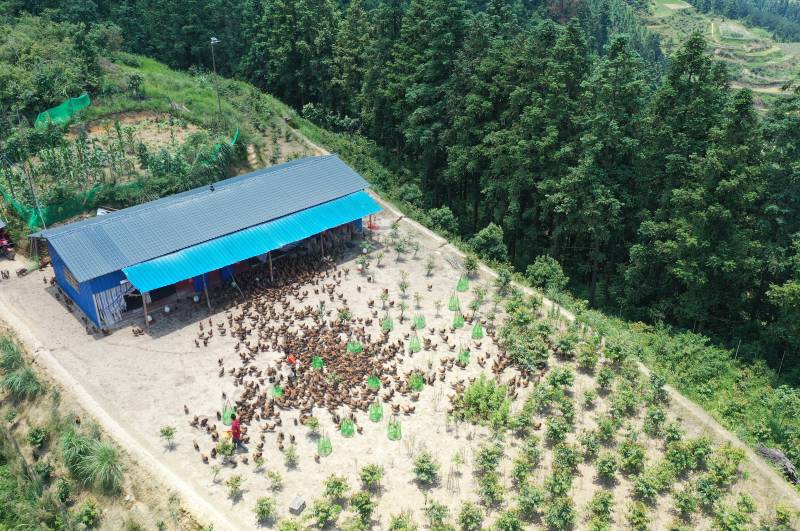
[2,0,800,373]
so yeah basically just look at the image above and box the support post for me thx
[142,291,150,332]
[268,251,274,282]
[320,232,325,258]
[203,274,212,312]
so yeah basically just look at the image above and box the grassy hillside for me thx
[643,0,800,105]
[0,51,321,247]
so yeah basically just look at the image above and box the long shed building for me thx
[33,155,381,328]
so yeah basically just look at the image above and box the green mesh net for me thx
[34,93,91,129]
[273,385,283,397]
[408,335,421,354]
[448,294,460,312]
[387,420,402,441]
[458,350,470,365]
[472,323,484,340]
[311,356,325,369]
[456,276,469,292]
[346,341,363,354]
[369,402,383,422]
[409,374,425,392]
[453,313,465,328]
[367,375,381,391]
[412,314,426,330]
[317,436,332,457]
[222,403,235,426]
[340,419,355,438]
[381,315,394,332]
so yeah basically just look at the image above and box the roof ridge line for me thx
[41,155,335,239]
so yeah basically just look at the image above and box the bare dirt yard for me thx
[0,201,798,530]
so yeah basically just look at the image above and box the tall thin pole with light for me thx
[210,37,222,118]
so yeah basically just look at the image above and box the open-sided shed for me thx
[33,155,381,328]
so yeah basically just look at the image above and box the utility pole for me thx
[210,37,223,119]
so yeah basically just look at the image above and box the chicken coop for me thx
[32,155,381,329]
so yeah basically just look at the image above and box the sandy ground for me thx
[0,193,798,530]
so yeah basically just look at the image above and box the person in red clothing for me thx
[230,414,242,449]
[287,354,298,381]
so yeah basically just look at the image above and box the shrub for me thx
[553,443,580,472]
[359,464,384,491]
[545,469,573,498]
[643,406,666,436]
[413,451,440,487]
[2,367,43,401]
[0,338,23,371]
[75,439,123,492]
[517,483,544,520]
[277,519,303,531]
[429,206,459,235]
[477,471,505,506]
[324,474,350,501]
[583,389,598,408]
[267,470,284,491]
[597,365,614,390]
[309,498,342,528]
[225,474,244,499]
[388,510,418,530]
[619,433,646,474]
[579,430,600,460]
[470,223,508,262]
[546,367,575,390]
[424,500,450,528]
[545,416,570,445]
[56,477,73,504]
[596,452,619,483]
[495,510,523,530]
[77,500,100,528]
[544,497,576,531]
[351,491,376,523]
[458,502,483,531]
[463,253,479,277]
[27,426,48,449]
[632,472,659,502]
[474,442,503,475]
[253,496,277,524]
[283,444,299,467]
[577,343,600,372]
[451,374,511,429]
[588,490,615,521]
[159,425,176,449]
[526,255,569,293]
[627,502,650,531]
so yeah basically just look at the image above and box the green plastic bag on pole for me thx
[347,341,363,354]
[369,402,383,422]
[413,314,426,330]
[312,356,325,369]
[367,375,381,391]
[273,384,284,397]
[408,335,421,354]
[340,419,355,438]
[453,313,465,328]
[222,401,235,426]
[387,420,402,441]
[458,350,470,365]
[456,276,469,292]
[318,436,332,457]
[448,293,460,312]
[472,323,484,340]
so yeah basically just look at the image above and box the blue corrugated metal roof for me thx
[34,155,369,282]
[123,191,380,292]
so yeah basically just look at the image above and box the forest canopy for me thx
[1,0,800,382]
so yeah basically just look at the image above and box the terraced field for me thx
[645,0,800,105]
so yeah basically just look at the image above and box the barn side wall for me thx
[48,242,100,326]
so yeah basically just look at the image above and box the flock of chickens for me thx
[182,246,535,467]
